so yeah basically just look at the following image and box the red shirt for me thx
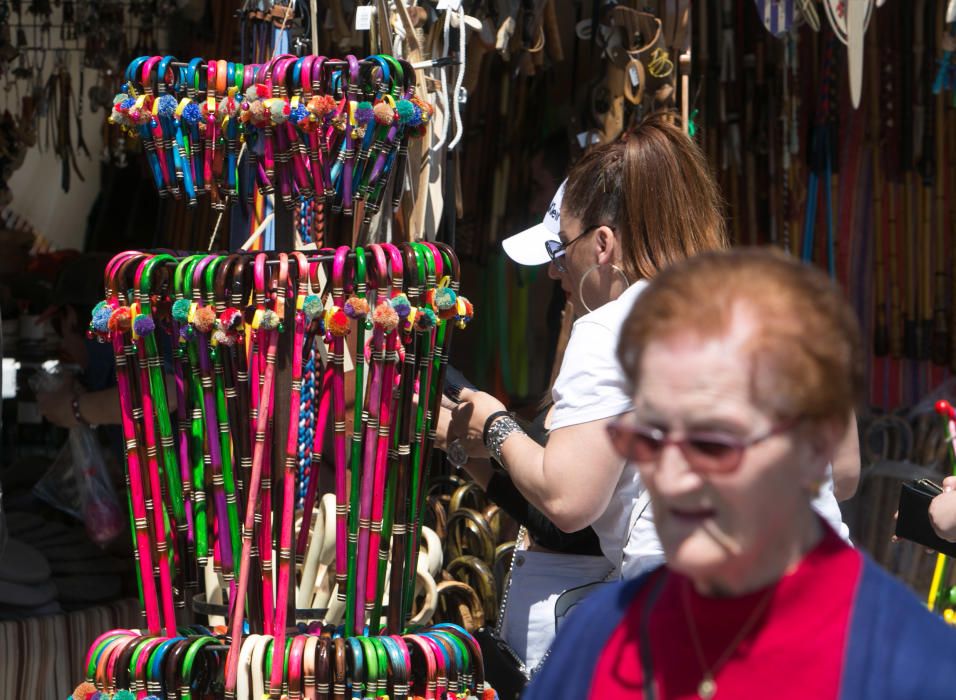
[588,526,862,699]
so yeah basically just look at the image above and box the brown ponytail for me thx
[562,112,728,279]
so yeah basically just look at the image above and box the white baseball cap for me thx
[501,180,565,266]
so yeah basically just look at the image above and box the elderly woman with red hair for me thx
[525,248,956,700]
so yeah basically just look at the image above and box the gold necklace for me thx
[680,579,774,700]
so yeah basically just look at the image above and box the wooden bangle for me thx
[302,635,319,700]
[332,637,347,700]
[315,636,331,700]
[250,634,273,700]
[236,634,261,700]
[435,580,485,632]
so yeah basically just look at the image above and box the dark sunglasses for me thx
[605,419,798,473]
[544,225,603,272]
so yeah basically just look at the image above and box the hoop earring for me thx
[577,263,631,314]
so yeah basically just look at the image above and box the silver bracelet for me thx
[484,414,524,466]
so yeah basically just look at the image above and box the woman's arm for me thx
[449,390,626,533]
[485,468,604,554]
[37,375,179,428]
[438,400,604,552]
[498,417,625,532]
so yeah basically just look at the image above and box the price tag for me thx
[355,5,374,31]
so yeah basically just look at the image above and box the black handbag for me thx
[895,479,956,557]
[476,526,614,700]
[473,626,529,700]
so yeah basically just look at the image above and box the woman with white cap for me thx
[438,113,859,684]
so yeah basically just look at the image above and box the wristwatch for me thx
[484,413,524,466]
[447,439,469,468]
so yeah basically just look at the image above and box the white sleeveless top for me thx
[549,282,850,580]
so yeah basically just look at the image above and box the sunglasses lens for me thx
[610,424,747,472]
[608,424,665,462]
[545,241,565,268]
[686,438,740,471]
[631,433,664,462]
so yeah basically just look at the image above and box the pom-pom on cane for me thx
[415,307,437,331]
[325,306,350,338]
[373,101,395,126]
[192,306,217,333]
[91,301,113,334]
[171,298,192,323]
[157,94,177,119]
[259,309,281,331]
[411,96,432,122]
[372,301,399,333]
[109,94,133,126]
[217,95,240,121]
[407,103,423,128]
[290,102,309,125]
[133,314,155,336]
[395,99,415,125]
[108,307,132,333]
[213,329,233,346]
[308,94,337,118]
[344,295,369,320]
[269,98,291,125]
[389,293,412,319]
[936,400,954,419]
[128,98,152,126]
[248,100,268,127]
[427,285,458,320]
[182,101,202,125]
[113,690,136,700]
[353,101,374,139]
[109,106,128,128]
[355,101,375,126]
[71,681,97,700]
[218,308,242,331]
[303,294,324,321]
[482,688,499,700]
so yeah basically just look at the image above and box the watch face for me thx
[448,439,468,468]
